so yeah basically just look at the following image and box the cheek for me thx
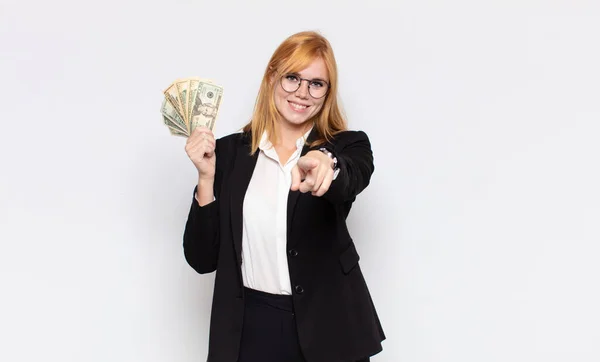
[311,100,325,114]
[274,88,289,108]
[274,90,284,103]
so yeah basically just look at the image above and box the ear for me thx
[269,71,277,86]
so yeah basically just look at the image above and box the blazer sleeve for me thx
[321,130,375,204]
[182,140,224,274]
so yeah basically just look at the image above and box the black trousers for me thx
[238,287,370,362]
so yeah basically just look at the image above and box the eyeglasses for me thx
[279,73,330,99]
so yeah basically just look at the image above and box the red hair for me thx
[243,31,347,154]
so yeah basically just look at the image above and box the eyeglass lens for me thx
[280,74,329,98]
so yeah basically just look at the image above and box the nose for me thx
[295,79,310,98]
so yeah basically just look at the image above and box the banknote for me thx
[166,123,188,137]
[162,114,187,135]
[189,81,223,133]
[187,79,200,124]
[164,121,186,137]
[175,80,191,125]
[160,77,224,137]
[163,84,186,122]
[161,98,189,135]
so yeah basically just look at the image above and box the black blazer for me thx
[183,128,386,362]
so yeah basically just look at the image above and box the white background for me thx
[1,1,599,361]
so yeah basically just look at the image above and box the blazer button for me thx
[288,249,298,257]
[294,285,304,294]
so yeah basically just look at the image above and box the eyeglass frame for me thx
[278,73,330,99]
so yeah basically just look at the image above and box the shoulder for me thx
[213,129,253,166]
[332,129,370,142]
[320,129,372,152]
[212,131,249,176]
[216,130,247,144]
[215,130,249,150]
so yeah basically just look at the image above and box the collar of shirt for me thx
[258,125,314,166]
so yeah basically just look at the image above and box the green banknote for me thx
[161,77,223,137]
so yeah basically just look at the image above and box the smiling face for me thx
[273,57,329,130]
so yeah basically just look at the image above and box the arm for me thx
[182,139,223,274]
[321,130,375,204]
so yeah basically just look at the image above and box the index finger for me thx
[297,157,319,171]
[191,126,213,137]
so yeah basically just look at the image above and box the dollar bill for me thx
[162,114,187,134]
[187,79,200,124]
[189,81,224,133]
[161,98,189,136]
[175,80,191,126]
[161,77,224,137]
[163,84,186,122]
[167,124,188,137]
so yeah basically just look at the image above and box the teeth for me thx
[290,102,308,110]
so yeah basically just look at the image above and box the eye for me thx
[310,80,325,88]
[285,74,300,82]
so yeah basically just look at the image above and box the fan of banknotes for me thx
[160,77,224,137]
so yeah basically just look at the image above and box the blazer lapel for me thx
[286,128,320,246]
[230,133,259,267]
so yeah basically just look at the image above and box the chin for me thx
[285,114,310,124]
[280,114,313,128]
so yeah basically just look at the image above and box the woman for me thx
[183,31,385,362]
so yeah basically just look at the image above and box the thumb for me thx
[290,165,302,191]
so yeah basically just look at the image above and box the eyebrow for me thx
[290,72,329,83]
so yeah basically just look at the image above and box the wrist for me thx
[317,147,340,180]
[198,175,214,184]
[197,177,214,194]
[196,178,215,206]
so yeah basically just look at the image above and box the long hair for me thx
[242,31,347,154]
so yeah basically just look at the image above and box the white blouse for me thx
[240,128,313,295]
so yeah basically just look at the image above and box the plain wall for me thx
[1,1,599,361]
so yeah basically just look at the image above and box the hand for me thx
[185,127,216,181]
[291,150,335,197]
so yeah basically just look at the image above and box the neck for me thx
[274,121,312,149]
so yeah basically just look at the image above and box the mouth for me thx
[288,100,310,112]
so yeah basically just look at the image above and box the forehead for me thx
[291,57,328,80]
